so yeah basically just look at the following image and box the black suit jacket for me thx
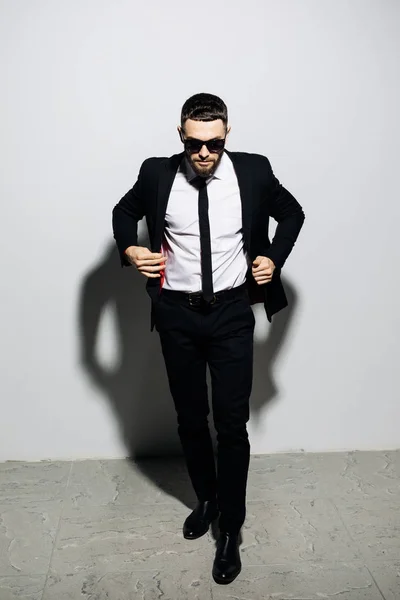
[112,150,305,329]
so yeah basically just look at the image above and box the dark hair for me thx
[181,93,228,129]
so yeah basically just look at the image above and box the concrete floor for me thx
[0,450,399,599]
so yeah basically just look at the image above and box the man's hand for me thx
[252,256,275,285]
[125,246,167,278]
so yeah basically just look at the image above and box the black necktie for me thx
[193,176,214,302]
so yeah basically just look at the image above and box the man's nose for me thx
[199,145,209,158]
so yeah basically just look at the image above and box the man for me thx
[112,93,305,584]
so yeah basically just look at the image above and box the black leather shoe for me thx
[212,531,241,584]
[183,500,219,540]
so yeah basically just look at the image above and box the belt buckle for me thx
[209,294,217,305]
[189,293,202,307]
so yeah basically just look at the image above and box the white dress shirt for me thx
[161,151,250,293]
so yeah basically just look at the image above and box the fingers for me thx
[138,251,163,259]
[252,255,267,268]
[126,247,164,266]
[138,267,163,278]
[134,252,167,278]
[255,275,272,285]
[253,268,273,284]
[252,258,274,284]
[252,261,272,273]
[137,259,166,278]
[137,263,166,273]
[136,256,167,267]
[143,252,164,260]
[127,247,167,278]
[140,272,161,278]
[253,268,273,276]
[252,264,273,275]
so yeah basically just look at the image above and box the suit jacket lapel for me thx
[225,150,253,255]
[225,150,266,304]
[153,152,184,251]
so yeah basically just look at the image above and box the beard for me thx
[187,151,223,178]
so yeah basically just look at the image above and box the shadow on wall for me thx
[77,240,297,506]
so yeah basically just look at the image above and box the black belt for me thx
[160,282,247,307]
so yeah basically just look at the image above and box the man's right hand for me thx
[124,246,167,278]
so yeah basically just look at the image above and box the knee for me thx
[214,421,249,444]
[177,415,209,435]
[214,407,249,435]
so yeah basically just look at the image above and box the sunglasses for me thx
[181,135,226,155]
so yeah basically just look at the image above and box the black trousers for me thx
[153,284,255,533]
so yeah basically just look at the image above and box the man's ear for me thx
[177,125,184,142]
[226,125,232,138]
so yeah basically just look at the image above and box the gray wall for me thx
[1,0,399,461]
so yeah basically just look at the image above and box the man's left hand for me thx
[252,256,276,285]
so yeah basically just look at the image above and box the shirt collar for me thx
[212,151,230,180]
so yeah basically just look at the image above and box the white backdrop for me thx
[1,0,399,461]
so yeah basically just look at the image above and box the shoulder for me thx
[226,151,273,181]
[139,156,167,174]
[227,150,272,169]
[140,152,183,173]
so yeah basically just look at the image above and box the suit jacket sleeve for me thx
[263,157,305,269]
[112,160,147,266]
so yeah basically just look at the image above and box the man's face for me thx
[178,119,230,178]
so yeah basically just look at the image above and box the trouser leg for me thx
[155,299,217,501]
[207,295,255,532]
